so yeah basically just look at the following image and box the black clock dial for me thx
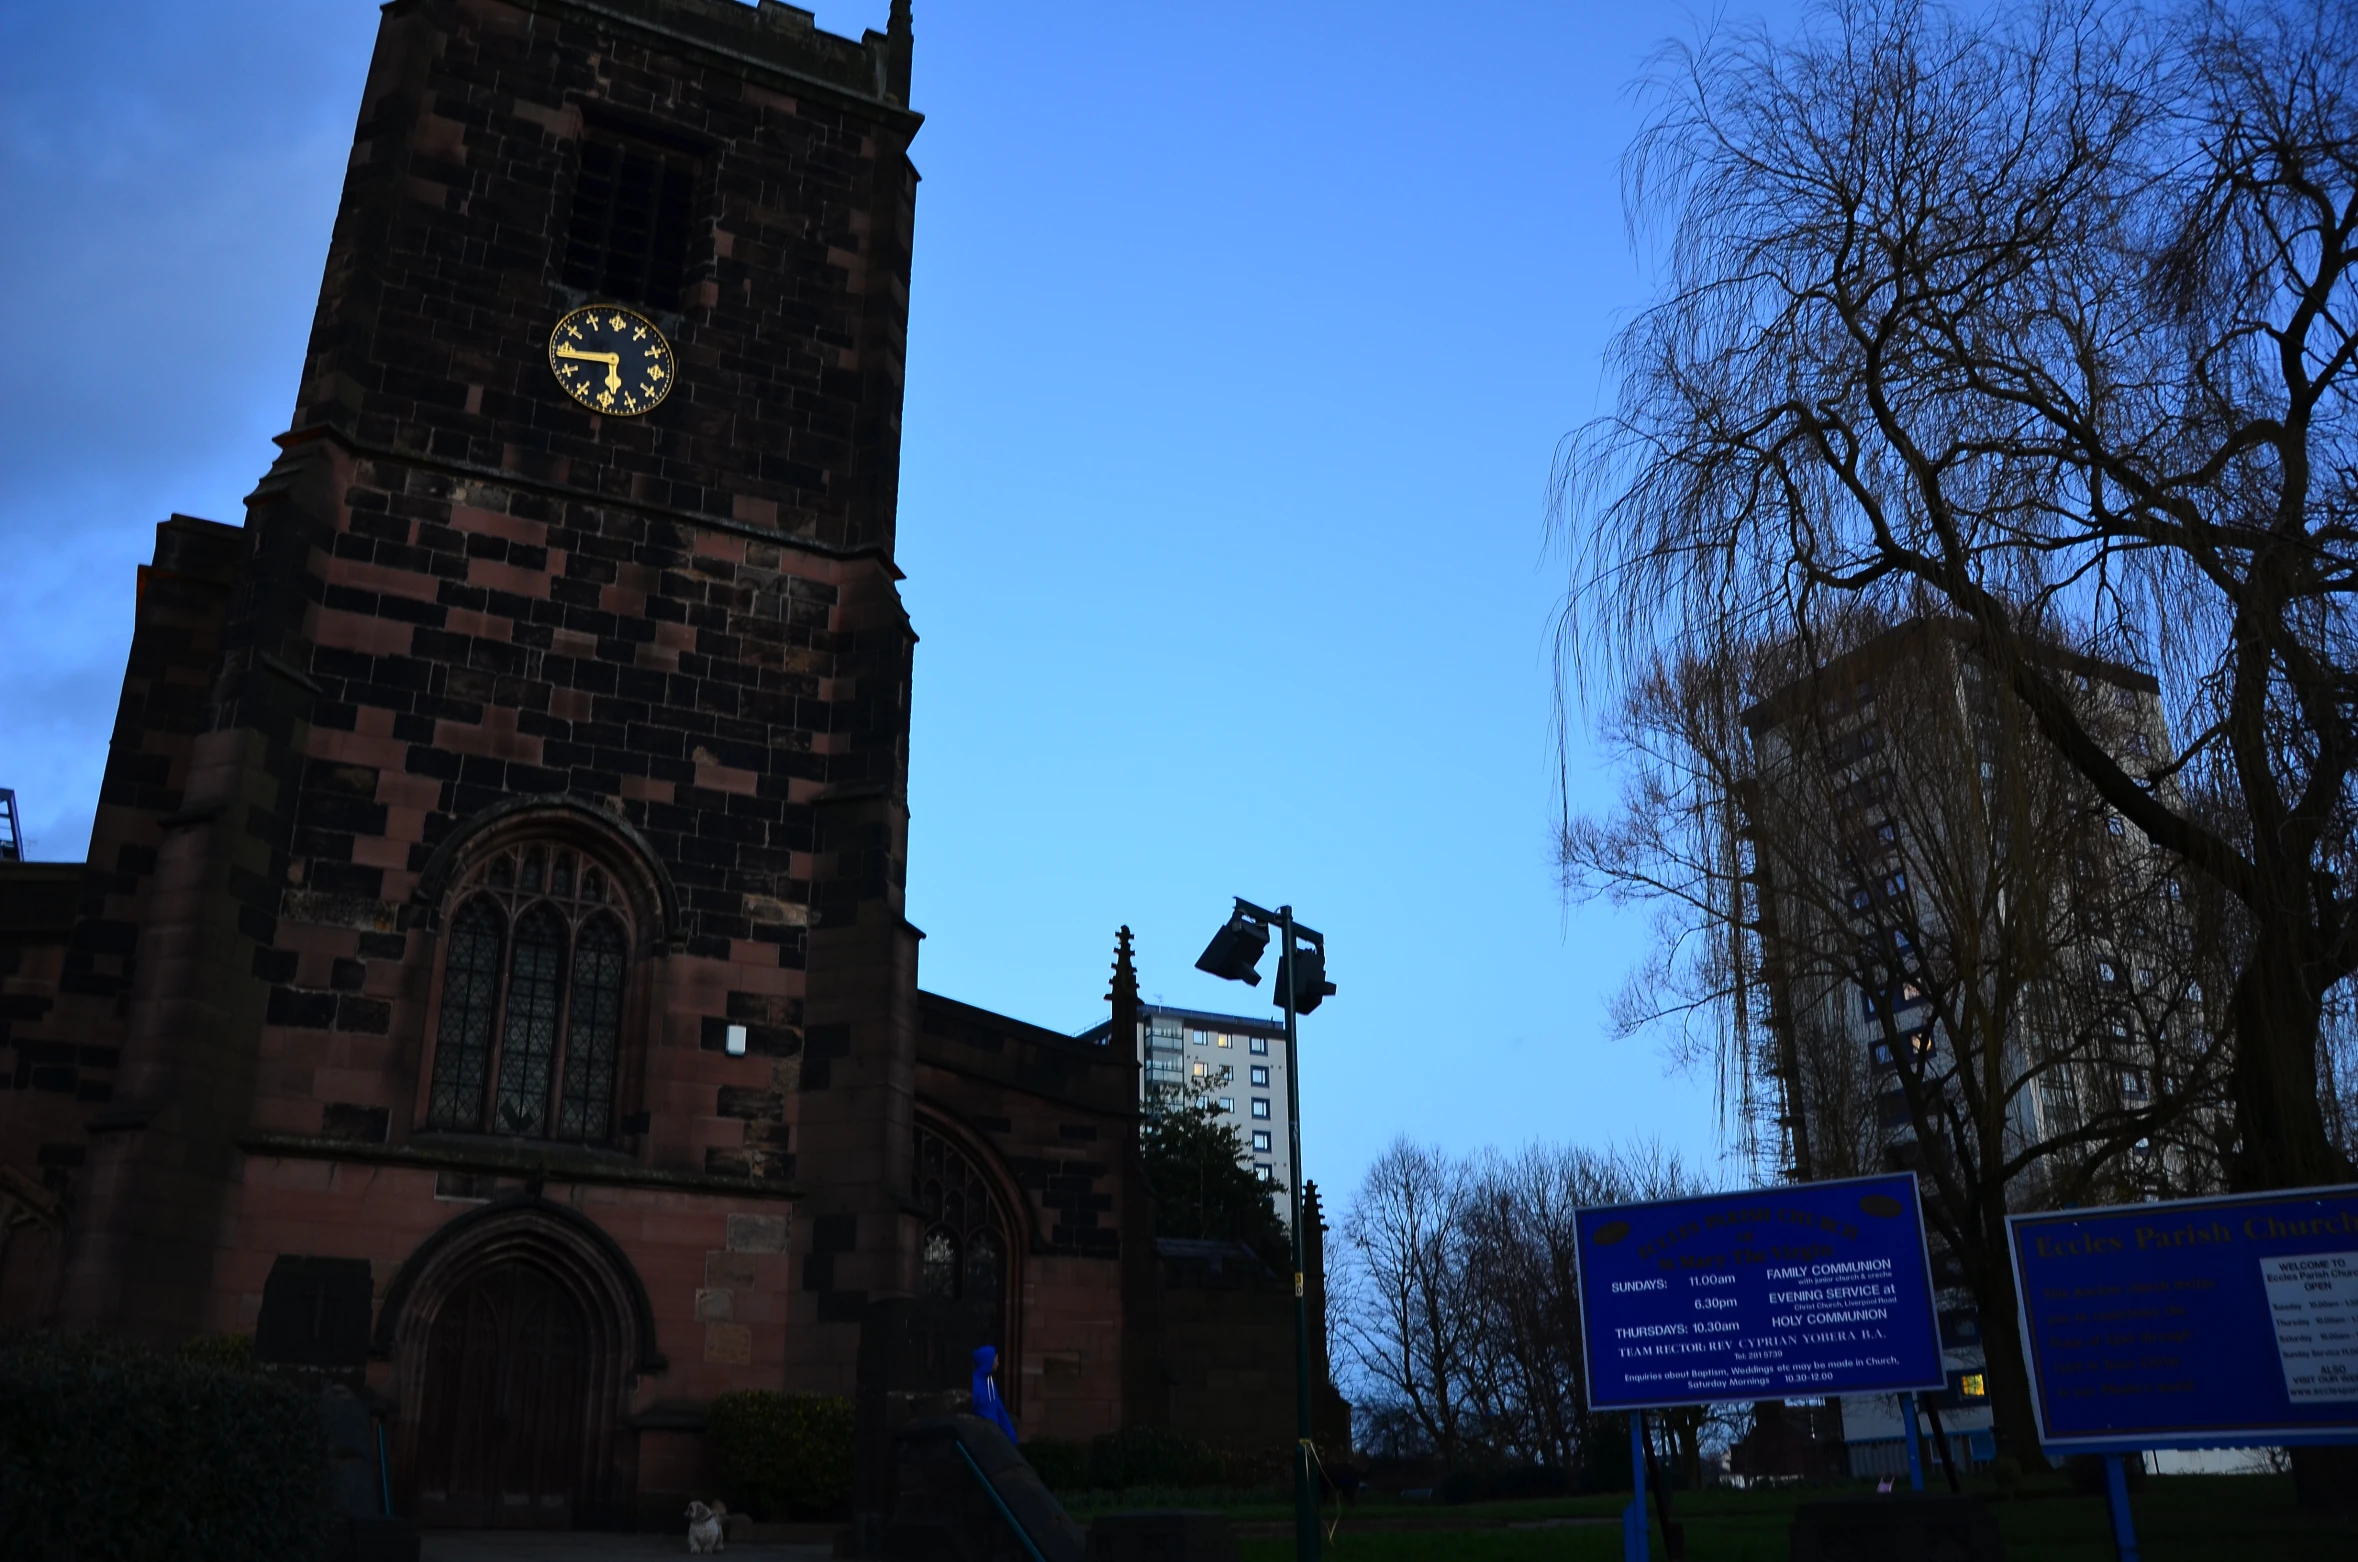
[547,305,675,416]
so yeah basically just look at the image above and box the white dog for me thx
[685,1499,728,1554]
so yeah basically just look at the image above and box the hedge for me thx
[707,1391,855,1519]
[0,1331,332,1561]
[1023,1426,1242,1493]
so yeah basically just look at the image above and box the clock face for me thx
[547,305,675,416]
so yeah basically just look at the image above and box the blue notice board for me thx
[2008,1184,2358,1452]
[1576,1173,1946,1411]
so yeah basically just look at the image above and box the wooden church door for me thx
[412,1261,589,1527]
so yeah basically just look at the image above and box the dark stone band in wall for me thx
[237,1131,801,1201]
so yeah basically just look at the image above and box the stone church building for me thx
[0,0,1336,1531]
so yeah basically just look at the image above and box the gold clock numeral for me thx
[647,364,665,382]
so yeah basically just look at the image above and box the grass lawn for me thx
[1192,1475,2358,1560]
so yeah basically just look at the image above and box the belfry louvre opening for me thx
[560,137,696,310]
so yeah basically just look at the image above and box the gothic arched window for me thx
[914,1123,1013,1367]
[427,844,631,1143]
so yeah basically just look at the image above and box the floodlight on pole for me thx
[1193,909,1269,985]
[1278,936,1335,1015]
[1196,895,1332,1562]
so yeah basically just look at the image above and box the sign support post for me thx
[1623,1412,1649,1562]
[1899,1391,1926,1492]
[2102,1455,2140,1562]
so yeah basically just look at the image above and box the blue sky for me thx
[0,1,1795,1206]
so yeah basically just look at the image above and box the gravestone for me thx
[883,1415,1084,1562]
[253,1254,373,1370]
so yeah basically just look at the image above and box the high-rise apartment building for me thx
[1733,617,2216,1474]
[1078,1003,1295,1214]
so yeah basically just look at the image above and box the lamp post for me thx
[1196,897,1334,1562]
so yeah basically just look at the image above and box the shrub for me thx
[1437,1463,1570,1504]
[708,1391,855,1519]
[1084,1425,1228,1490]
[0,1330,332,1561]
[177,1332,256,1369]
[1020,1427,1235,1493]
[1988,1454,2024,1497]
[1023,1438,1091,1492]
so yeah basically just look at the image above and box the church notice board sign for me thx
[2008,1184,2358,1452]
[1575,1172,1945,1411]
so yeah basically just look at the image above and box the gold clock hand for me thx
[554,345,626,393]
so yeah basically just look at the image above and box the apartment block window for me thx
[1250,1066,1270,1087]
[1256,1164,1275,1183]
[1252,1130,1272,1152]
[1217,1097,1235,1113]
[1251,1098,1271,1120]
[1215,1032,1233,1048]
[1829,728,1883,765]
[2120,1069,2148,1100]
[561,137,697,309]
[1249,1035,1269,1055]
[1192,1030,1210,1046]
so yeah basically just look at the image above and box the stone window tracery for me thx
[914,1123,1012,1358]
[427,843,630,1143]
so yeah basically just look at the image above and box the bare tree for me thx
[1559,0,2358,1195]
[1567,609,2236,1460]
[1335,1139,1480,1464]
[1334,1139,1711,1475]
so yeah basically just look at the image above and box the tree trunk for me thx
[2227,942,2349,1191]
[1971,1255,2048,1472]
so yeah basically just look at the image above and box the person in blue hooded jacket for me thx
[971,1345,1019,1445]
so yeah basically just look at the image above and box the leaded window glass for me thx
[494,906,565,1136]
[427,843,633,1143]
[557,915,626,1142]
[427,899,504,1129]
[922,1229,959,1299]
[913,1123,1012,1371]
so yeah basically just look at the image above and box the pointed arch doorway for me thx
[378,1198,661,1529]
[413,1260,590,1527]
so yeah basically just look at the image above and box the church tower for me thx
[3,0,929,1526]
